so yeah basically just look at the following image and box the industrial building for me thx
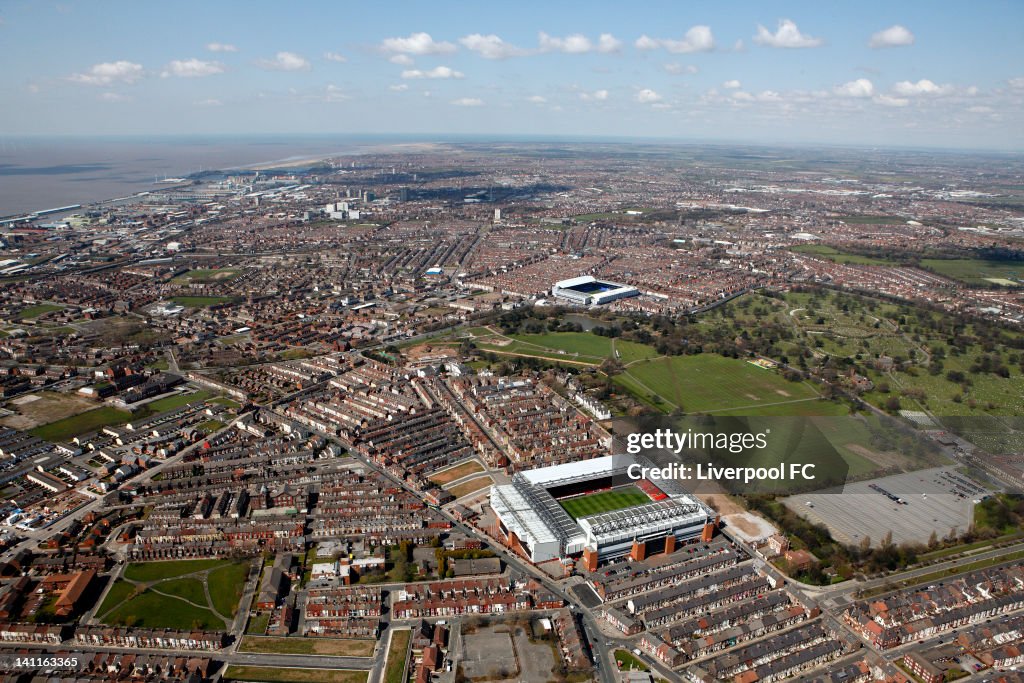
[551,275,640,306]
[490,455,713,566]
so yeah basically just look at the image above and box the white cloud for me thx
[579,88,609,101]
[756,90,782,102]
[834,78,874,98]
[401,66,464,80]
[731,91,755,102]
[459,33,529,59]
[161,58,225,78]
[1007,77,1024,89]
[389,83,409,91]
[528,95,547,103]
[69,61,144,86]
[195,98,223,106]
[256,51,311,71]
[664,63,698,75]
[874,94,909,107]
[451,97,483,106]
[869,25,914,48]
[636,88,662,103]
[967,105,993,113]
[389,54,415,66]
[206,42,237,53]
[892,79,953,96]
[539,32,593,54]
[635,26,714,54]
[323,85,348,102]
[324,52,348,63]
[99,91,131,102]
[723,79,741,89]
[381,32,455,55]
[597,33,623,53]
[753,19,823,48]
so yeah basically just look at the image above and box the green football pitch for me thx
[559,486,651,520]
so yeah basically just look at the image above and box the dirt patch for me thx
[430,460,485,485]
[448,476,494,499]
[1,391,100,430]
[697,493,745,516]
[776,389,791,397]
[745,393,761,401]
[405,343,459,360]
[723,512,778,542]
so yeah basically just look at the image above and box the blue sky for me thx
[2,0,1022,149]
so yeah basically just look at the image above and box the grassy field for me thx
[102,589,221,629]
[172,268,240,283]
[96,581,138,616]
[208,561,251,617]
[617,354,820,414]
[447,476,493,498]
[29,406,132,441]
[223,666,368,683]
[138,389,215,415]
[475,330,659,367]
[171,295,234,307]
[919,258,1024,286]
[246,613,271,635]
[239,637,376,657]
[18,303,63,319]
[157,577,207,604]
[613,649,650,672]
[123,558,226,582]
[100,558,250,630]
[429,460,484,485]
[383,630,411,683]
[560,486,650,520]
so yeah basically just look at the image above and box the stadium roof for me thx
[521,455,621,487]
[578,496,709,544]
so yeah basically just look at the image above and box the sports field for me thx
[559,485,650,519]
[617,354,821,414]
[919,258,1024,287]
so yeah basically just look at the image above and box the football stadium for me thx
[551,275,640,306]
[490,455,714,567]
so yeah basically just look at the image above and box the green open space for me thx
[208,560,251,617]
[172,268,240,284]
[100,558,250,630]
[137,389,215,415]
[96,580,138,617]
[123,558,227,582]
[29,406,131,442]
[18,303,64,319]
[171,295,235,307]
[101,588,220,629]
[383,630,411,683]
[156,577,207,604]
[919,258,1024,286]
[613,649,650,672]
[239,637,375,657]
[246,613,271,635]
[560,485,651,520]
[617,353,820,414]
[224,666,368,683]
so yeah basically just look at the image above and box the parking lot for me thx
[781,467,990,546]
